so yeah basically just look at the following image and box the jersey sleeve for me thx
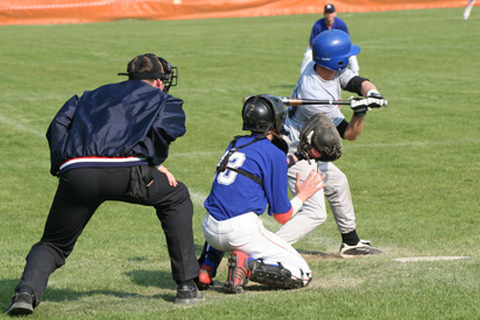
[334,18,350,34]
[309,24,317,45]
[46,94,79,176]
[273,208,294,225]
[262,145,292,216]
[338,69,357,90]
[148,97,186,165]
[309,19,326,45]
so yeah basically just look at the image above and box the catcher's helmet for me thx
[118,53,178,93]
[312,29,360,72]
[242,95,286,134]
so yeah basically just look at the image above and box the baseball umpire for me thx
[6,53,203,316]
[201,95,327,293]
[279,30,386,257]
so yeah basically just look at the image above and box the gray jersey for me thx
[285,61,356,146]
[277,61,360,244]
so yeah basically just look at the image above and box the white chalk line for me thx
[394,256,471,263]
[170,151,223,158]
[3,114,477,157]
[2,113,477,158]
[189,190,208,206]
[344,138,479,149]
[0,115,45,137]
[171,138,479,158]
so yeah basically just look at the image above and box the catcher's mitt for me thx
[297,113,343,162]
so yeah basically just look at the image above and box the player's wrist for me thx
[366,89,380,97]
[293,151,305,161]
[287,154,300,168]
[290,196,304,216]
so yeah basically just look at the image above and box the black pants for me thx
[15,166,199,306]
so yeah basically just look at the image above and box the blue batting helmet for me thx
[312,29,360,72]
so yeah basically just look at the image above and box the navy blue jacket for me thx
[47,80,186,176]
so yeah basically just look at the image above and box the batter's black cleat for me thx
[5,288,35,317]
[174,282,205,305]
[340,240,383,258]
[224,251,252,294]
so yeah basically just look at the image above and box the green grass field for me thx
[1,7,480,319]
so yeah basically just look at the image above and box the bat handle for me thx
[279,96,290,105]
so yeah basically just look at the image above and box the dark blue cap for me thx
[324,4,335,13]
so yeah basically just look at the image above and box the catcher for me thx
[197,95,341,291]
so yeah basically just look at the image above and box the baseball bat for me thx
[242,95,388,108]
[279,97,351,106]
[279,97,388,108]
[243,95,350,106]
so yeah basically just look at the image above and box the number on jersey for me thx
[216,151,246,185]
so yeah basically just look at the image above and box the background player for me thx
[202,95,325,293]
[299,3,360,75]
[280,29,386,257]
[463,0,476,21]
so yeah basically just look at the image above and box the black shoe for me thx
[174,282,205,305]
[5,289,35,317]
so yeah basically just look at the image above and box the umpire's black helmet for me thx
[242,94,286,134]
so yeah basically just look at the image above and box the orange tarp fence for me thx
[0,0,472,26]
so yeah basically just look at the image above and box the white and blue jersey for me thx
[204,134,291,221]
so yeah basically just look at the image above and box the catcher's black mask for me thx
[242,94,287,135]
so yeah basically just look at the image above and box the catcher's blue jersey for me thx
[204,134,291,221]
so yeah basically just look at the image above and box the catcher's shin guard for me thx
[198,242,225,290]
[249,261,305,289]
[198,242,225,277]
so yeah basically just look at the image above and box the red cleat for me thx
[224,251,252,294]
[197,266,213,290]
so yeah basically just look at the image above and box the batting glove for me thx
[366,90,386,109]
[350,98,369,117]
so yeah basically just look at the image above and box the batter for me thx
[279,30,386,257]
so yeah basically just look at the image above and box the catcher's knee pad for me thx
[249,261,305,289]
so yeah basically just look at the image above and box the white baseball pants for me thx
[202,212,311,284]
